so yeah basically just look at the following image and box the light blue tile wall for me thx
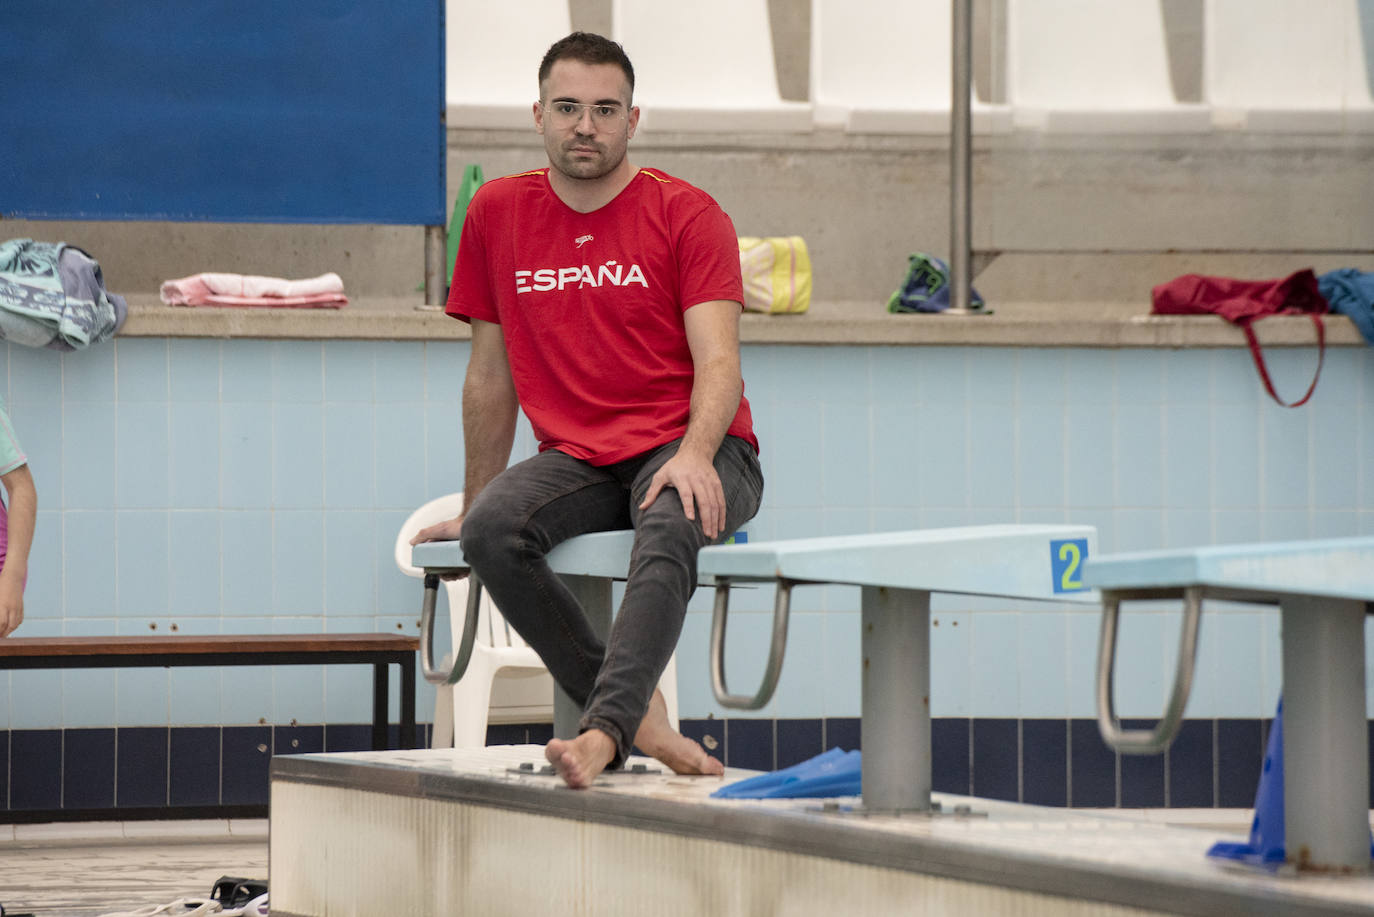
[1018,612,1069,717]
[117,510,169,618]
[1,340,1370,728]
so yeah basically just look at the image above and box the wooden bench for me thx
[1084,536,1374,872]
[0,633,419,751]
[694,524,1100,813]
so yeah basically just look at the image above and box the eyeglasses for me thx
[541,101,627,129]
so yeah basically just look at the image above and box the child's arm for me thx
[0,463,35,637]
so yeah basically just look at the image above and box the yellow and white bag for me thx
[738,236,812,314]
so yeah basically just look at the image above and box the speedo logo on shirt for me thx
[515,260,648,294]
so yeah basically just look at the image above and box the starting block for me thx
[1085,536,1374,873]
[696,524,1099,814]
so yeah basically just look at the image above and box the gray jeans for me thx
[460,435,764,768]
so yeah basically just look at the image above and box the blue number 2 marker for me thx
[1050,538,1089,593]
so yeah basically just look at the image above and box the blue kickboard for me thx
[712,747,861,799]
[1206,698,1374,870]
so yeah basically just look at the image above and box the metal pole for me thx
[423,224,446,308]
[861,585,932,813]
[1280,596,1371,871]
[949,0,977,314]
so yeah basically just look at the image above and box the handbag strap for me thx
[1240,313,1325,408]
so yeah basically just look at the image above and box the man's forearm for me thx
[679,354,742,460]
[461,372,519,514]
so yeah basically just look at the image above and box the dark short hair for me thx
[538,32,635,100]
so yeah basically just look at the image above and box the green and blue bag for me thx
[887,252,984,313]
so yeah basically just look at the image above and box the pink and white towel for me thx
[160,272,348,308]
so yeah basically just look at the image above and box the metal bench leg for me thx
[554,574,614,740]
[1281,596,1370,871]
[400,657,417,749]
[372,662,389,750]
[861,585,932,813]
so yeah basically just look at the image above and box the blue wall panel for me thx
[0,1,444,224]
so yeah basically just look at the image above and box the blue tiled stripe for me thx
[3,716,1364,818]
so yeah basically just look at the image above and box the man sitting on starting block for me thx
[411,32,764,789]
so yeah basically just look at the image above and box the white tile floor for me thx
[0,820,267,917]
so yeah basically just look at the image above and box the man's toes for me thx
[545,739,569,766]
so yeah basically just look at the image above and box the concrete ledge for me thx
[119,294,1364,348]
[270,746,1374,917]
[119,295,459,341]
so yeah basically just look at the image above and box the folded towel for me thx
[198,293,348,308]
[160,272,347,308]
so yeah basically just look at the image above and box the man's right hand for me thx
[410,515,464,546]
[409,515,468,580]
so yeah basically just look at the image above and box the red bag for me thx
[1151,270,1328,407]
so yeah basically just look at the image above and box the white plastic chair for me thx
[396,493,554,747]
[611,0,812,132]
[1006,0,1211,132]
[396,492,680,748]
[810,0,1011,134]
[1204,0,1374,133]
[444,0,572,128]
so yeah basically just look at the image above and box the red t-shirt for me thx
[446,167,758,465]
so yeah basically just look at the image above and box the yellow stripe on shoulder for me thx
[492,168,547,183]
[638,169,671,183]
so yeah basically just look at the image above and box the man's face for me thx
[536,59,638,182]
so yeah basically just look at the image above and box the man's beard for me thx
[551,137,624,181]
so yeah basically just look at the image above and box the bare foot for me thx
[545,729,616,789]
[633,689,725,777]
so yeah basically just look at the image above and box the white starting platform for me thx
[268,527,1374,915]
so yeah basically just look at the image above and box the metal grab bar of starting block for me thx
[418,569,483,686]
[709,578,796,709]
[1094,586,1204,755]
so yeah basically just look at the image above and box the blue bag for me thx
[1318,268,1374,345]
